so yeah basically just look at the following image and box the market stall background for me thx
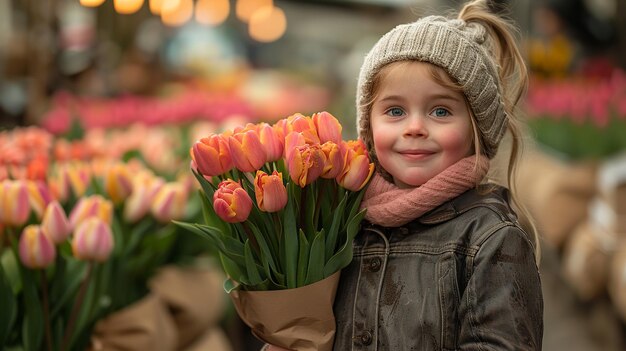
[1,0,625,350]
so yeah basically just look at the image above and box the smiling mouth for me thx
[398,150,435,160]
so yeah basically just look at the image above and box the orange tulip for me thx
[18,225,56,269]
[213,179,252,223]
[313,111,342,144]
[337,140,374,191]
[286,144,326,187]
[284,131,306,161]
[254,171,287,212]
[259,123,284,162]
[286,113,319,145]
[191,134,233,177]
[320,142,344,179]
[72,217,114,262]
[228,130,266,172]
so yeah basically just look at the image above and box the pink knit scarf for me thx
[361,155,490,227]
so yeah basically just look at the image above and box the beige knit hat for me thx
[357,15,506,161]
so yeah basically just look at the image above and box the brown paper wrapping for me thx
[89,265,231,351]
[230,271,341,351]
[516,148,597,248]
[562,221,614,301]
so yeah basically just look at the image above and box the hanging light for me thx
[236,0,272,23]
[114,0,144,14]
[248,5,286,43]
[80,0,106,6]
[149,0,163,15]
[196,0,230,26]
[161,0,193,26]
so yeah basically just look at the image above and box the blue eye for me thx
[387,107,404,117]
[432,108,450,117]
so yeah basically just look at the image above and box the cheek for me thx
[439,129,472,156]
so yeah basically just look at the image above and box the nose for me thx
[403,114,428,138]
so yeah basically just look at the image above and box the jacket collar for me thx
[417,184,512,225]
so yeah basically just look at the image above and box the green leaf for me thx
[305,229,326,285]
[282,190,298,289]
[20,269,43,351]
[0,263,17,346]
[223,278,238,293]
[197,189,232,237]
[244,240,263,286]
[220,252,246,286]
[245,221,283,288]
[1,249,21,294]
[296,230,310,287]
[325,192,348,260]
[51,259,87,318]
[323,209,366,277]
[304,184,317,239]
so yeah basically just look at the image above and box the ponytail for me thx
[459,0,540,263]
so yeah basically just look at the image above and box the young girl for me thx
[271,0,543,349]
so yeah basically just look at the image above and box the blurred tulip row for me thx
[0,114,253,350]
[525,69,626,160]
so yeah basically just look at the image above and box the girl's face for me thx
[370,61,474,188]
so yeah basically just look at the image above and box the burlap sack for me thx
[608,244,626,323]
[89,295,178,351]
[516,148,597,248]
[562,220,615,301]
[90,265,231,351]
[230,271,341,351]
[149,266,227,349]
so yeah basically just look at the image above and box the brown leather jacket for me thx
[333,185,543,350]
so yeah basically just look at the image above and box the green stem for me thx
[40,270,53,351]
[60,262,94,351]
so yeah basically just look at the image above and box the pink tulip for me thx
[150,182,188,223]
[213,180,252,223]
[191,134,232,177]
[124,173,165,223]
[254,171,287,212]
[69,195,113,229]
[19,225,56,269]
[72,217,114,262]
[228,130,267,173]
[41,201,71,244]
[286,144,326,187]
[259,123,284,162]
[1,180,30,227]
[26,180,53,220]
[320,141,344,179]
[313,111,342,144]
[104,163,133,204]
[337,140,375,191]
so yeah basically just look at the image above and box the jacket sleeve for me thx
[458,225,543,351]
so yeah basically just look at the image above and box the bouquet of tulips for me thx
[177,111,374,350]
